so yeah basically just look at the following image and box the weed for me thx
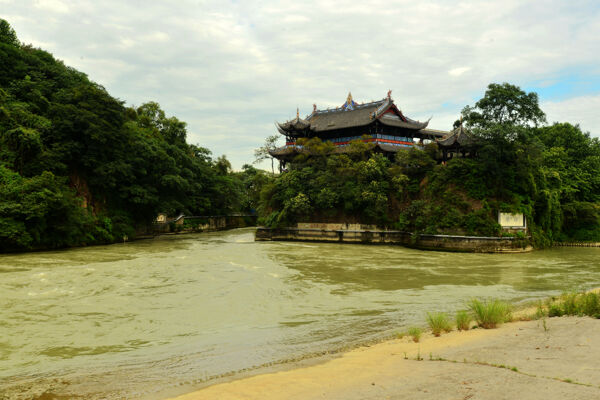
[547,292,600,318]
[548,303,563,317]
[416,346,423,361]
[468,299,512,329]
[578,292,600,317]
[455,310,471,331]
[542,318,548,332]
[535,301,546,319]
[427,312,452,336]
[561,292,578,315]
[408,326,422,343]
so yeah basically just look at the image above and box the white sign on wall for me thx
[498,212,526,228]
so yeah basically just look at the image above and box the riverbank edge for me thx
[255,226,533,253]
[167,290,600,400]
[0,220,257,254]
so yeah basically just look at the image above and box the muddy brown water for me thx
[1,228,599,398]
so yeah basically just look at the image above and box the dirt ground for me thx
[169,316,600,400]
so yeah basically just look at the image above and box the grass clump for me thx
[426,312,452,336]
[468,299,512,329]
[408,326,422,342]
[455,310,471,331]
[547,292,600,318]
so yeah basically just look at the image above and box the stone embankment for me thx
[149,215,257,236]
[255,223,531,253]
[555,242,600,247]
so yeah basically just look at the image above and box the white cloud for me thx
[448,67,471,77]
[3,0,600,169]
[543,95,600,136]
[34,0,69,13]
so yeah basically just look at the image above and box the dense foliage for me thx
[260,83,600,246]
[0,21,269,251]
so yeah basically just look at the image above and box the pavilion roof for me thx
[276,92,430,136]
[436,124,477,147]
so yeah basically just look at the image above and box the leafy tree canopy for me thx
[461,82,546,129]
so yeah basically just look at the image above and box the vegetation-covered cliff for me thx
[0,20,269,251]
[259,83,600,247]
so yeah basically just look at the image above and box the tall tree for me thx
[461,82,546,129]
[0,19,19,47]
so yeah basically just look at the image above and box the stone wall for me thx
[153,215,257,235]
[255,227,532,253]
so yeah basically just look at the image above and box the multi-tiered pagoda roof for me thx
[271,92,449,163]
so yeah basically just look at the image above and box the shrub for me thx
[548,303,563,317]
[456,310,471,331]
[578,292,600,317]
[548,292,600,318]
[426,312,452,336]
[408,327,422,342]
[469,299,512,329]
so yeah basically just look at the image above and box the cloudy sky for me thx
[2,0,600,169]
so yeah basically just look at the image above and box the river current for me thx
[2,228,599,398]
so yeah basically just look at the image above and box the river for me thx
[2,228,599,399]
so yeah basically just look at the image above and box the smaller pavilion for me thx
[436,121,478,162]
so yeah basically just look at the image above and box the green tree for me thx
[461,82,546,129]
[254,135,280,174]
[0,19,19,47]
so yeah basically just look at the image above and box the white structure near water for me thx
[498,212,526,230]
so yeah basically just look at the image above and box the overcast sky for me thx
[3,0,600,169]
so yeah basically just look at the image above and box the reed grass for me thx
[408,326,422,342]
[455,310,471,331]
[468,299,512,329]
[426,312,452,336]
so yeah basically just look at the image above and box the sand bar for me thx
[170,316,600,400]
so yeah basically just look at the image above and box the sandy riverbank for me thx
[169,315,600,400]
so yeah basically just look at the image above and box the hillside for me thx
[0,20,268,251]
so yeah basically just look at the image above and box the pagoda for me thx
[270,91,449,169]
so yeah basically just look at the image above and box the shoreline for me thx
[167,294,600,400]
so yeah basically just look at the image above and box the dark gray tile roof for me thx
[436,125,477,147]
[379,116,429,130]
[276,97,430,135]
[307,101,383,132]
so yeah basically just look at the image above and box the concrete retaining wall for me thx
[255,227,532,253]
[153,215,257,235]
[554,242,600,248]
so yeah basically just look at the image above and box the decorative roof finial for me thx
[342,92,355,110]
[387,89,392,99]
[296,107,299,119]
[313,103,317,112]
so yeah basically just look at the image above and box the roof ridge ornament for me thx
[342,92,356,111]
[296,107,299,119]
[387,89,392,99]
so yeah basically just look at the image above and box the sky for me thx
[2,0,600,170]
